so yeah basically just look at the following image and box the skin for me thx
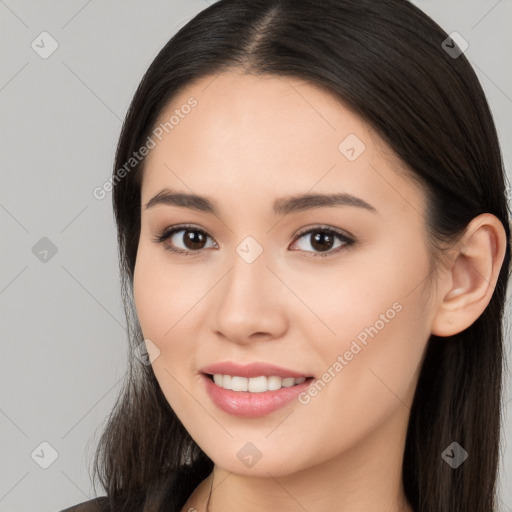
[132,70,507,512]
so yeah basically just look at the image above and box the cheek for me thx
[289,299,428,469]
[292,238,429,347]
[133,248,201,407]
[317,286,429,425]
[133,250,162,338]
[133,244,213,398]
[299,240,431,417]
[134,245,200,339]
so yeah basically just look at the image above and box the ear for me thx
[431,213,508,337]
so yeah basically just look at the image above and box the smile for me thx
[209,374,307,392]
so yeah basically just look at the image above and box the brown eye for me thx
[154,225,217,256]
[290,226,355,257]
[310,231,336,252]
[181,230,208,250]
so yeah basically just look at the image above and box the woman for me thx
[61,0,511,511]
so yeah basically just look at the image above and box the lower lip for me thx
[201,373,313,418]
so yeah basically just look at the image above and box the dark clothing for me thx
[59,497,111,512]
[59,488,157,512]
[59,466,203,511]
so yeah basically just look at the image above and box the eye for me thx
[290,226,355,257]
[153,224,217,256]
[153,224,355,258]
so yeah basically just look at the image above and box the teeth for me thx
[212,374,307,392]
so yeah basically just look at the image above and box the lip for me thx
[200,361,312,379]
[201,373,314,418]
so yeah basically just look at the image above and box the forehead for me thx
[141,71,424,219]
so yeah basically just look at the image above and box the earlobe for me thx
[430,213,507,337]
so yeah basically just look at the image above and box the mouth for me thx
[203,372,315,393]
[201,371,315,417]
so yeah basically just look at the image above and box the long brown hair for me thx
[90,1,512,510]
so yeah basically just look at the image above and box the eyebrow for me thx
[144,188,377,216]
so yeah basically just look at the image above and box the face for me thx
[133,70,436,477]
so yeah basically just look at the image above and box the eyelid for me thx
[293,224,354,241]
[153,223,213,244]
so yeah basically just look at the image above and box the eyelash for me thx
[152,224,355,258]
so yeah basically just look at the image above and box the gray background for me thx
[0,1,511,511]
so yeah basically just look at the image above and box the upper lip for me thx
[200,361,312,379]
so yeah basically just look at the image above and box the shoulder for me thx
[59,496,111,512]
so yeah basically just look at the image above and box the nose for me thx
[211,249,289,345]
